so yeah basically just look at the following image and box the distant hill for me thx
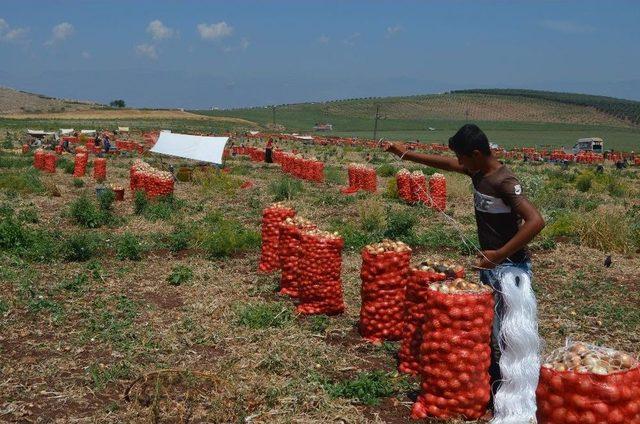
[0,86,102,114]
[453,89,640,125]
[194,90,639,131]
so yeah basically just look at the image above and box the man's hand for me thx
[383,142,407,157]
[475,250,505,270]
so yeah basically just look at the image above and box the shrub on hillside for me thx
[269,176,303,201]
[69,195,105,228]
[116,232,144,261]
[63,232,100,262]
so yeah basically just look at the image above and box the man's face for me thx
[455,151,482,173]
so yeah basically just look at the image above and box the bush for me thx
[235,302,294,329]
[70,195,105,228]
[0,218,29,249]
[575,172,593,192]
[358,197,386,232]
[542,212,579,239]
[98,188,115,211]
[201,218,260,259]
[269,176,303,201]
[192,168,241,195]
[63,232,100,262]
[73,178,84,188]
[59,158,75,174]
[133,190,148,214]
[17,208,38,223]
[167,265,193,286]
[575,206,635,253]
[384,209,418,240]
[322,371,399,406]
[376,163,398,177]
[116,232,143,261]
[143,195,182,221]
[168,223,193,252]
[329,220,380,250]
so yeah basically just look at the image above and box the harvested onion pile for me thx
[94,157,107,181]
[411,170,429,205]
[419,259,465,279]
[359,240,412,342]
[542,342,637,374]
[259,203,296,273]
[429,173,446,211]
[33,149,45,170]
[43,152,57,173]
[129,159,174,198]
[396,169,415,203]
[73,153,88,177]
[296,229,345,315]
[536,342,640,424]
[278,216,316,297]
[428,278,492,295]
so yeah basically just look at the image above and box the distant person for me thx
[94,134,101,147]
[596,164,604,173]
[265,138,274,163]
[103,135,111,154]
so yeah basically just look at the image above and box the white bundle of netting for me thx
[491,266,541,424]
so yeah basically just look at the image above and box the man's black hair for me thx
[448,124,491,156]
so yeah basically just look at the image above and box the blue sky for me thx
[1,0,639,108]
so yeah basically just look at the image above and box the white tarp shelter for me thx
[150,132,229,165]
[59,128,74,135]
[118,126,130,132]
[81,129,96,135]
[27,129,55,137]
[294,135,314,141]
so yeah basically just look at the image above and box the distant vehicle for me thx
[572,137,603,154]
[313,123,333,131]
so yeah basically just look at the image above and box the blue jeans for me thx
[479,261,533,399]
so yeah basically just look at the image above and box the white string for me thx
[491,267,540,424]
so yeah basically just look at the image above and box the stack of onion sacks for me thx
[429,173,447,211]
[396,169,415,203]
[258,203,296,273]
[34,149,45,170]
[412,278,494,421]
[278,216,317,297]
[399,261,465,375]
[296,229,345,315]
[359,240,412,343]
[359,164,377,192]
[536,342,640,424]
[410,170,429,205]
[73,153,88,177]
[93,157,107,181]
[43,152,57,173]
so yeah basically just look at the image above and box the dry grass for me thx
[1,108,258,125]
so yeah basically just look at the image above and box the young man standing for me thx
[384,124,545,399]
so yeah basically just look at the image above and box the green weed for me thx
[167,265,193,286]
[235,302,294,329]
[322,371,401,406]
[63,232,101,262]
[116,232,144,260]
[88,361,132,390]
[269,176,303,201]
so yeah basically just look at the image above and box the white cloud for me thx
[343,32,360,46]
[82,51,91,59]
[45,22,74,45]
[197,22,233,40]
[317,34,329,44]
[240,37,249,50]
[147,20,174,40]
[0,18,29,43]
[135,43,158,60]
[539,20,594,34]
[386,25,403,37]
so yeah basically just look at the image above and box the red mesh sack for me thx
[347,164,358,189]
[358,240,412,342]
[411,171,429,205]
[54,145,63,155]
[73,153,88,177]
[258,203,296,273]
[296,229,345,315]
[361,167,377,192]
[536,342,640,424]
[429,173,447,212]
[94,158,107,181]
[34,149,45,170]
[278,216,317,297]
[43,152,57,173]
[22,144,30,154]
[85,141,94,154]
[412,279,494,421]
[396,169,415,203]
[398,266,446,375]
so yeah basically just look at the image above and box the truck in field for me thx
[572,137,603,154]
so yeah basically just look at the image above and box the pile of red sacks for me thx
[411,171,429,205]
[43,152,57,173]
[296,229,345,315]
[536,342,640,424]
[429,173,447,211]
[397,169,447,211]
[278,216,317,297]
[94,158,107,181]
[412,278,494,421]
[258,203,296,273]
[73,153,88,177]
[359,240,412,342]
[399,260,465,375]
[129,159,175,198]
[342,163,377,193]
[33,149,45,170]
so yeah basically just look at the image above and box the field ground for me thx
[1,123,639,422]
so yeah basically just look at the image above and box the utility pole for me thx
[373,104,385,140]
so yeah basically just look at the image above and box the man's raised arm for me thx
[384,142,467,174]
